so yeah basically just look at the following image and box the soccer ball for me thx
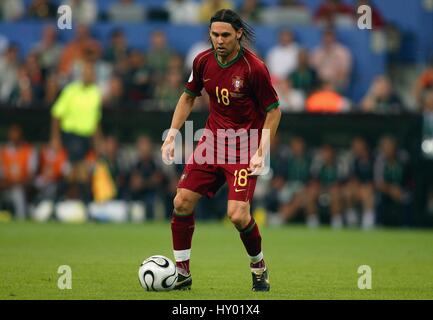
[138,255,178,291]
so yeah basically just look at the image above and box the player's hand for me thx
[248,150,264,176]
[161,135,175,165]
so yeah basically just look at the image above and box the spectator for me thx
[422,90,433,158]
[279,0,305,7]
[8,65,33,108]
[422,89,433,116]
[71,43,113,99]
[128,135,164,220]
[275,78,304,112]
[34,138,68,202]
[238,0,262,23]
[103,28,130,65]
[199,0,234,23]
[260,133,287,218]
[361,75,403,113]
[43,72,61,106]
[184,36,210,72]
[146,30,174,83]
[260,0,308,26]
[124,49,152,102]
[306,81,351,113]
[32,25,63,72]
[1,0,25,21]
[269,136,314,224]
[166,0,199,24]
[168,54,184,72]
[0,44,19,104]
[265,28,300,81]
[344,137,375,229]
[314,0,354,27]
[50,62,103,197]
[310,29,352,90]
[108,0,145,23]
[308,144,345,228]
[27,0,57,19]
[103,75,125,108]
[111,53,130,81]
[0,34,8,54]
[63,0,98,25]
[154,69,184,110]
[374,136,410,226]
[58,25,101,79]
[289,48,319,95]
[24,52,45,102]
[92,135,128,202]
[0,124,37,219]
[413,60,433,107]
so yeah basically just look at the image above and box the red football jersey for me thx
[185,46,279,162]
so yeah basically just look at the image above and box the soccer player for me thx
[161,9,281,291]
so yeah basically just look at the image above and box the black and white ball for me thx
[138,255,178,291]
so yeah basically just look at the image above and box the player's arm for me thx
[249,107,281,175]
[168,92,196,133]
[161,92,196,163]
[248,61,282,175]
[259,107,281,157]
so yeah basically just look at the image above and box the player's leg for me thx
[171,187,201,289]
[173,162,225,290]
[227,199,269,291]
[223,164,269,291]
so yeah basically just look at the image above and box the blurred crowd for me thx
[0,0,432,226]
[0,0,432,114]
[259,134,413,229]
[0,121,415,228]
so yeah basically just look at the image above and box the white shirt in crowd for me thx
[166,0,199,24]
[185,40,211,72]
[276,87,305,112]
[266,42,300,80]
[63,0,98,25]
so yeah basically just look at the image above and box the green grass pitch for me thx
[1,221,433,300]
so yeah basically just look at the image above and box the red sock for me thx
[171,212,195,274]
[251,259,265,269]
[238,218,263,263]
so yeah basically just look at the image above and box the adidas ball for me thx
[138,255,178,291]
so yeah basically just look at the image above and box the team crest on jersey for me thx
[232,76,244,92]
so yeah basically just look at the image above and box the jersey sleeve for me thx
[184,55,203,97]
[251,62,280,112]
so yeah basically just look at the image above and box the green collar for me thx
[214,46,243,68]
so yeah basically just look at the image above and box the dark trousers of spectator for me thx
[61,131,91,164]
[376,193,412,227]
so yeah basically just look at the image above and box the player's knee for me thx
[227,204,249,227]
[173,194,193,215]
